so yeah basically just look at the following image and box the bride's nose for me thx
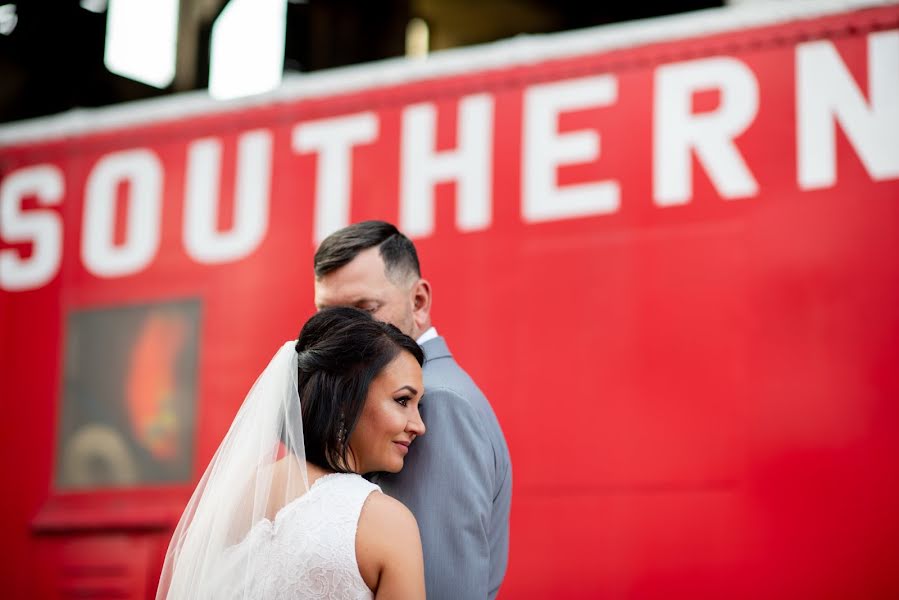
[407,409,425,438]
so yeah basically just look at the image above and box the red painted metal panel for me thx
[1,3,898,598]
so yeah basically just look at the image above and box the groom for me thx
[313,221,512,599]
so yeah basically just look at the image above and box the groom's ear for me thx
[411,278,431,324]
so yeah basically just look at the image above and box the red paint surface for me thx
[1,5,898,598]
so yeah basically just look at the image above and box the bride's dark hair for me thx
[292,306,423,473]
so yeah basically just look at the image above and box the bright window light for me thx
[80,0,107,14]
[405,18,429,59]
[209,0,286,100]
[0,4,18,36]
[104,0,179,89]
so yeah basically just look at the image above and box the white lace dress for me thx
[214,472,379,599]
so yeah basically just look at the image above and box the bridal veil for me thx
[156,341,309,599]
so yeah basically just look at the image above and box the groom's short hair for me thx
[314,221,421,285]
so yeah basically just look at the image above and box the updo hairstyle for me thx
[292,306,423,472]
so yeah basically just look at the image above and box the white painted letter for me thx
[522,75,619,222]
[654,57,759,206]
[82,149,162,278]
[797,30,899,190]
[293,113,378,243]
[185,130,272,263]
[0,165,64,291]
[401,94,493,237]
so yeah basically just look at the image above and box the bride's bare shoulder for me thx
[355,491,423,593]
[358,490,420,543]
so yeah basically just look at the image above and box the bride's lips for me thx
[393,441,410,455]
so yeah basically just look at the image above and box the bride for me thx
[156,307,427,599]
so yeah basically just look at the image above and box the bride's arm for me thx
[356,492,426,599]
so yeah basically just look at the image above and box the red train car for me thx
[1,1,898,597]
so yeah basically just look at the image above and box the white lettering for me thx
[797,30,899,190]
[184,130,272,263]
[293,113,379,243]
[0,165,64,291]
[522,75,619,222]
[82,149,162,277]
[654,57,759,206]
[400,94,493,238]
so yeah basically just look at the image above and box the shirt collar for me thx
[416,326,438,345]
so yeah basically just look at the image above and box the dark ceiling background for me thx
[0,0,723,125]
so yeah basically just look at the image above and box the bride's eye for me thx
[394,396,411,407]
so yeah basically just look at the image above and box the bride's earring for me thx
[337,418,347,444]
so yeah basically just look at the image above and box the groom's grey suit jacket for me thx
[378,335,512,599]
